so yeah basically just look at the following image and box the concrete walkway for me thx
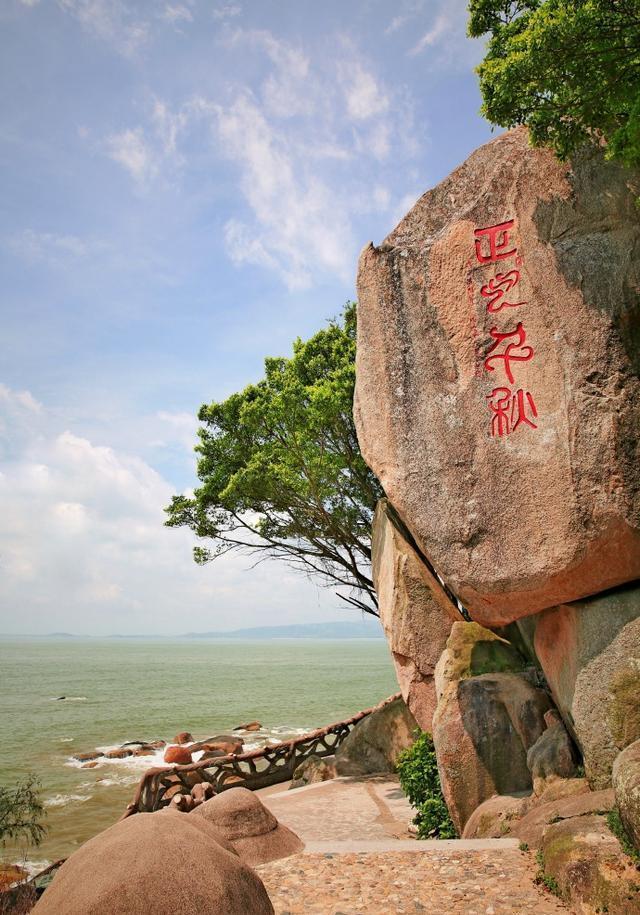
[256,776,571,914]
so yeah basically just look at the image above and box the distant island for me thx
[181,620,384,639]
[7,620,384,640]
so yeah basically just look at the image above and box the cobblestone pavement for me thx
[256,849,571,915]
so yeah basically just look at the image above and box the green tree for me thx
[165,304,383,616]
[0,776,46,848]
[396,731,457,839]
[469,1,640,167]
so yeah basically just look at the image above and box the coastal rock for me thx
[533,587,640,787]
[192,787,303,866]
[172,732,193,745]
[32,810,274,915]
[334,697,417,777]
[354,127,640,626]
[73,751,103,762]
[526,710,578,795]
[81,761,99,769]
[104,748,133,760]
[234,721,261,732]
[194,736,244,756]
[290,755,335,789]
[372,499,458,731]
[612,739,640,850]
[433,670,551,832]
[164,746,193,765]
[540,813,640,913]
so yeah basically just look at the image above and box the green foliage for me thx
[165,304,383,615]
[468,1,640,167]
[396,731,457,839]
[0,776,46,848]
[607,807,640,863]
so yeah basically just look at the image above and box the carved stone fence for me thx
[123,693,400,817]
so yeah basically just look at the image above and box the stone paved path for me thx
[256,849,570,915]
[256,777,571,914]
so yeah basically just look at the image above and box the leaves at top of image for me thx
[469,0,640,167]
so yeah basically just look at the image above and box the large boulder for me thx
[192,787,303,866]
[32,810,274,915]
[290,755,335,789]
[433,670,551,832]
[354,126,640,627]
[334,697,417,776]
[613,739,640,851]
[540,814,640,913]
[512,787,615,849]
[532,588,640,787]
[372,499,459,730]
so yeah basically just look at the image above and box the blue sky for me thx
[0,0,494,634]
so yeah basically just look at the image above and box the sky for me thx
[0,0,494,635]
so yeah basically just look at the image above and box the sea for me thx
[0,637,398,869]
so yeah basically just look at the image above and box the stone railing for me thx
[122,692,401,817]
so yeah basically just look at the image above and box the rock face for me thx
[32,810,274,915]
[354,127,640,627]
[192,787,303,866]
[526,710,578,796]
[541,814,640,913]
[613,739,640,851]
[432,622,551,832]
[372,499,459,731]
[532,587,640,787]
[334,697,417,776]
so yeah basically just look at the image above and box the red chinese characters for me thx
[486,387,538,437]
[473,219,539,437]
[474,220,517,264]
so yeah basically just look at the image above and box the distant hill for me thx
[182,620,384,639]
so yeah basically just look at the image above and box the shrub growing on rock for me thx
[395,731,457,839]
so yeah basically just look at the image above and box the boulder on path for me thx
[290,754,335,789]
[533,588,640,788]
[32,809,274,915]
[192,787,303,866]
[334,697,417,777]
[354,126,640,627]
[540,814,640,913]
[613,739,640,851]
[164,746,193,765]
[372,499,459,731]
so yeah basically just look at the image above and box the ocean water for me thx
[0,637,398,866]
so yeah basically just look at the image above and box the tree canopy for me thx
[165,304,383,616]
[469,0,640,167]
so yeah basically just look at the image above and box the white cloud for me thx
[213,4,241,21]
[343,63,389,121]
[106,128,158,184]
[19,0,41,6]
[409,10,451,55]
[7,230,108,265]
[57,0,149,57]
[0,385,339,634]
[161,4,193,25]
